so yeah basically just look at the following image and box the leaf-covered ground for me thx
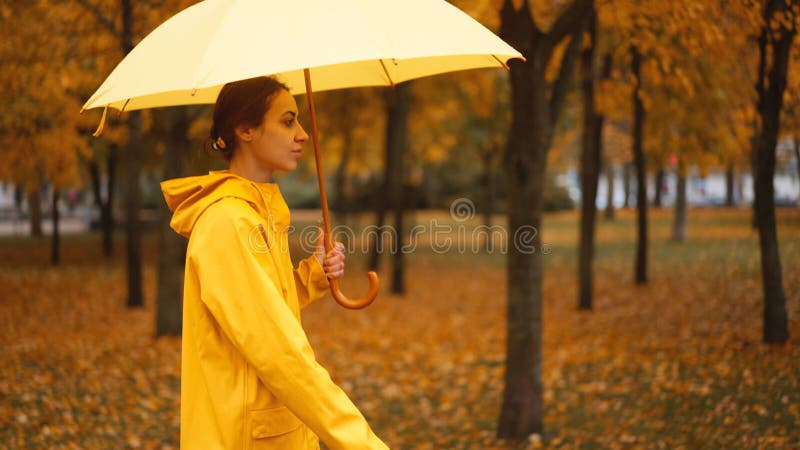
[1,208,798,449]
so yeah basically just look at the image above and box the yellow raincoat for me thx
[161,171,387,450]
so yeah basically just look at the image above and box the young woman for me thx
[161,76,388,450]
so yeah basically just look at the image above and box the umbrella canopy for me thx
[82,0,522,112]
[85,0,522,309]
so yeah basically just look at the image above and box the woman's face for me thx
[241,89,309,174]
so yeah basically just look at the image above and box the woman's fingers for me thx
[323,247,345,279]
[314,230,345,268]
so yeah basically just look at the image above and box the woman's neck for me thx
[228,153,273,183]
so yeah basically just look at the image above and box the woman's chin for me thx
[280,160,299,172]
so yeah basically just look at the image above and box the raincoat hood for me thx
[161,170,287,238]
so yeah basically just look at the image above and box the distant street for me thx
[0,216,88,236]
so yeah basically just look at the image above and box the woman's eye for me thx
[285,118,295,126]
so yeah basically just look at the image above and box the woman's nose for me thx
[297,123,309,143]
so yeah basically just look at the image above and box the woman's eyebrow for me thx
[283,111,297,117]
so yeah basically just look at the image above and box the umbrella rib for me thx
[492,55,510,71]
[119,99,131,115]
[378,59,395,87]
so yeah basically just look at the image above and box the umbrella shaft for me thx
[303,69,333,253]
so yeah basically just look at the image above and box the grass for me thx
[0,206,798,449]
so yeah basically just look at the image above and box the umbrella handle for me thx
[329,272,379,310]
[304,68,378,310]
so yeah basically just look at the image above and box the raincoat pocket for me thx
[248,406,306,449]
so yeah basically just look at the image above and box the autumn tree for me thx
[652,3,753,242]
[70,3,133,258]
[0,1,89,261]
[753,0,796,344]
[154,107,190,336]
[411,68,511,250]
[578,3,614,310]
[364,83,413,296]
[311,88,385,235]
[780,22,800,201]
[497,0,592,439]
[71,0,197,310]
[72,0,149,308]
[383,82,413,294]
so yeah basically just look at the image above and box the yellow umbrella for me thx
[83,0,522,308]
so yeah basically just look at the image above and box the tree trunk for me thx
[752,25,767,230]
[653,168,664,207]
[156,108,189,336]
[14,185,24,218]
[125,111,144,308]
[672,162,687,243]
[725,163,735,207]
[578,5,601,311]
[333,127,353,225]
[754,0,792,344]
[104,147,117,256]
[751,127,760,229]
[385,82,412,295]
[391,192,405,295]
[480,146,497,251]
[121,0,143,308]
[29,188,43,237]
[604,158,615,220]
[497,0,590,439]
[368,188,385,271]
[793,136,799,203]
[369,83,412,278]
[88,145,118,257]
[623,162,632,208]
[51,189,60,265]
[499,57,547,439]
[631,46,647,284]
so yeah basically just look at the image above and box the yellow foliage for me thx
[780,32,800,140]
[0,0,201,189]
[593,0,763,171]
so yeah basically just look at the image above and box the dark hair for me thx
[210,76,290,161]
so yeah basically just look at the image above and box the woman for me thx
[161,76,388,450]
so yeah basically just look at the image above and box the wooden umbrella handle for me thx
[329,272,380,310]
[304,68,378,309]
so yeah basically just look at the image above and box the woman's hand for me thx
[315,230,345,280]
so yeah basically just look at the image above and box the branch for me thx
[74,0,119,38]
[499,0,537,59]
[549,14,588,127]
[600,52,612,79]
[544,0,593,53]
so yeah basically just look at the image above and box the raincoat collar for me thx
[161,170,289,238]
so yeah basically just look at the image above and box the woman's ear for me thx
[235,125,254,143]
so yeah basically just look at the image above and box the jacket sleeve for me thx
[293,255,330,310]
[191,200,388,450]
